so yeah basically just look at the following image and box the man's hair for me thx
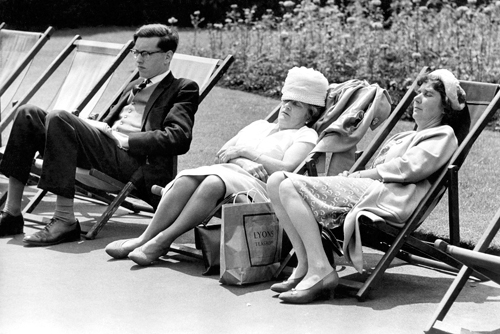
[133,24,179,53]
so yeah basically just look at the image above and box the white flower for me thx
[346,17,356,24]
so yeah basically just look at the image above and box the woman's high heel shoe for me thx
[270,276,305,293]
[278,271,338,304]
[128,246,168,266]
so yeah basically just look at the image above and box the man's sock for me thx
[53,196,76,224]
[4,177,24,217]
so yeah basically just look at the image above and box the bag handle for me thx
[232,187,268,204]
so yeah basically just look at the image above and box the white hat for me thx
[428,69,466,110]
[281,67,329,107]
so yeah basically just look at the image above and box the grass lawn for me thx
[4,26,500,251]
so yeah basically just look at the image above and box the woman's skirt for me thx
[164,163,268,202]
[285,173,376,229]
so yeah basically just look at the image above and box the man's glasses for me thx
[130,49,165,60]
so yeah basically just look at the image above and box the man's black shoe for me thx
[23,218,81,246]
[0,211,24,237]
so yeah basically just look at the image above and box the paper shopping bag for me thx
[219,202,282,285]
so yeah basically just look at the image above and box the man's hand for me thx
[110,131,129,150]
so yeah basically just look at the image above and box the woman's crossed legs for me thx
[267,172,338,298]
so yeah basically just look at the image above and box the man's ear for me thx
[164,50,173,65]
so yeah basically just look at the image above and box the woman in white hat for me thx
[105,66,329,265]
[267,69,470,304]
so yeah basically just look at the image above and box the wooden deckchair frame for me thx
[0,24,54,98]
[0,24,55,145]
[72,53,235,240]
[0,36,133,134]
[1,36,134,218]
[340,75,500,301]
[271,68,500,300]
[424,207,500,333]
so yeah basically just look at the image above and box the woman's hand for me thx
[347,171,362,178]
[234,159,269,182]
[216,146,243,163]
[341,169,383,181]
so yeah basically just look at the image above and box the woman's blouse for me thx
[231,120,317,160]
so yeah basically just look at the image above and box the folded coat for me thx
[311,79,392,175]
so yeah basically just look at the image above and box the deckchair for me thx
[335,73,500,301]
[0,36,134,219]
[150,79,393,269]
[61,53,234,240]
[0,24,54,145]
[424,207,500,334]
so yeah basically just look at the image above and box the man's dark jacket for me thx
[101,72,199,207]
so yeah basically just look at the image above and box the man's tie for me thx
[128,79,151,103]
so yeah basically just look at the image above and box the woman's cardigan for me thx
[343,125,458,273]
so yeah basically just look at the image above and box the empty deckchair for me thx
[337,74,500,301]
[0,36,134,220]
[0,24,54,145]
[424,207,500,334]
[151,79,393,271]
[0,36,133,134]
[63,53,234,240]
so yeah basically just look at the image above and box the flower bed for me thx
[182,0,500,127]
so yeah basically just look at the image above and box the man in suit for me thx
[0,24,199,245]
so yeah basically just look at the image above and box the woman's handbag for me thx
[194,223,221,276]
[219,192,282,285]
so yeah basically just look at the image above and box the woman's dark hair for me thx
[133,24,179,53]
[306,104,324,128]
[416,74,470,144]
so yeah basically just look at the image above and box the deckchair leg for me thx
[84,181,136,240]
[447,166,460,246]
[22,188,48,214]
[274,249,295,279]
[356,221,419,301]
[0,191,6,207]
[425,208,500,333]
